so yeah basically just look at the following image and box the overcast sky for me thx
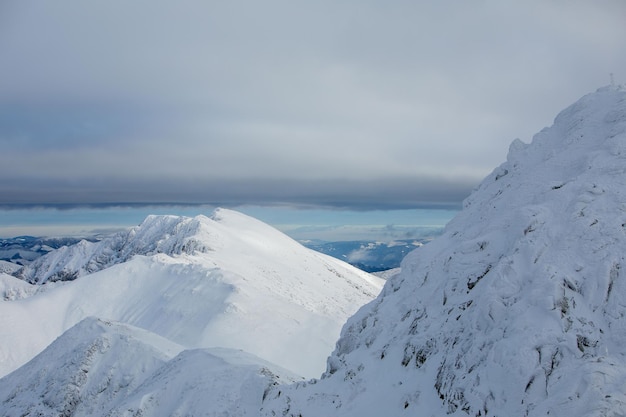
[1,0,625,210]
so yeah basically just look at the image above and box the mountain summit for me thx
[0,208,382,379]
[260,85,626,416]
[17,208,322,284]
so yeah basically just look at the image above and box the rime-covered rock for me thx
[261,85,626,416]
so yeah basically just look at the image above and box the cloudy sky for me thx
[1,0,625,211]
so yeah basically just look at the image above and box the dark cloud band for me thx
[0,177,471,211]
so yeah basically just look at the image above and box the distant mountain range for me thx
[1,234,437,274]
[0,236,93,266]
[301,238,435,272]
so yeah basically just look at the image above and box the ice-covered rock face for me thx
[261,85,626,417]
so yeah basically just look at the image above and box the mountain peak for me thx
[260,87,626,416]
[0,318,298,417]
[1,208,382,379]
[505,84,626,170]
[16,208,291,284]
[0,317,182,417]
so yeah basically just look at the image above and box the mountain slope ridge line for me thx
[260,84,626,417]
[2,85,626,416]
[0,208,383,379]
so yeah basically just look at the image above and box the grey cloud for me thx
[0,100,156,151]
[1,0,625,209]
[0,176,471,210]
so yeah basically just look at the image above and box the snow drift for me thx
[261,85,626,416]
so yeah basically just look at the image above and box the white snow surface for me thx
[0,261,21,276]
[3,85,626,416]
[259,85,626,416]
[0,317,299,417]
[0,208,383,380]
[0,273,38,301]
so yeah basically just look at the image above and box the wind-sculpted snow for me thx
[16,214,214,284]
[0,318,298,417]
[260,85,626,416]
[0,273,38,301]
[0,318,182,417]
[106,347,300,417]
[0,208,382,379]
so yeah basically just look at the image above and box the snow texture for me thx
[0,273,38,301]
[2,85,626,416]
[0,208,383,379]
[0,317,299,417]
[260,85,626,416]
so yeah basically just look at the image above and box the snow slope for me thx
[0,273,38,300]
[0,208,383,379]
[4,86,625,417]
[106,346,299,417]
[260,85,626,416]
[0,318,183,417]
[0,317,299,417]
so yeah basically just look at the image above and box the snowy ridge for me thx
[0,317,298,417]
[0,273,38,301]
[0,208,383,379]
[106,347,299,417]
[17,213,216,284]
[260,85,626,416]
[0,318,182,417]
[0,261,21,275]
[3,86,625,416]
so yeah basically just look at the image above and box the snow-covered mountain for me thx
[259,85,626,416]
[0,236,88,267]
[0,208,383,380]
[0,317,299,417]
[2,85,625,416]
[15,210,286,284]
